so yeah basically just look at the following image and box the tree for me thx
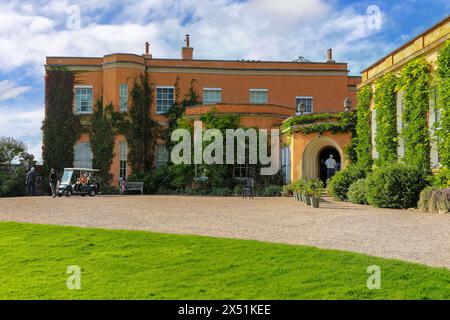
[0,136,27,164]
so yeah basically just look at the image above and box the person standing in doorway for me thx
[49,168,58,198]
[26,167,37,196]
[325,154,337,180]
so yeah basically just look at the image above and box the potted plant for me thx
[304,180,313,206]
[310,179,324,208]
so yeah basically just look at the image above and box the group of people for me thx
[25,167,58,197]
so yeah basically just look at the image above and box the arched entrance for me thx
[318,146,341,183]
[301,137,343,180]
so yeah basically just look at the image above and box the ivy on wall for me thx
[281,112,356,135]
[126,73,160,173]
[88,100,116,184]
[354,85,372,167]
[42,68,81,175]
[436,40,450,167]
[399,58,431,169]
[374,73,398,166]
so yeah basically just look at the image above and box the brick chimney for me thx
[181,34,193,60]
[327,48,335,63]
[143,42,152,59]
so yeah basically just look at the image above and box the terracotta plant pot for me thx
[305,196,312,206]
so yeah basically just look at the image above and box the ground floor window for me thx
[74,142,93,168]
[281,147,291,183]
[119,141,127,178]
[156,144,169,167]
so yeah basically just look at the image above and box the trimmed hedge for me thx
[366,163,429,209]
[327,165,368,201]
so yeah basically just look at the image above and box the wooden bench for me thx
[125,182,144,195]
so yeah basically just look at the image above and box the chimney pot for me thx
[143,42,152,59]
[185,34,190,48]
[182,34,193,60]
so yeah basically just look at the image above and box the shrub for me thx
[0,167,27,197]
[210,187,232,196]
[100,186,120,195]
[417,186,437,212]
[366,163,429,209]
[429,167,450,188]
[347,179,368,205]
[260,185,282,197]
[281,184,293,197]
[305,179,323,198]
[233,184,243,196]
[429,188,450,214]
[327,165,367,201]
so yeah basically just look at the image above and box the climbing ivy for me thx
[126,73,160,172]
[399,58,431,169]
[354,85,372,167]
[42,68,81,175]
[374,73,398,166]
[88,100,116,185]
[281,112,356,135]
[436,40,450,167]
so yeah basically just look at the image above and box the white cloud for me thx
[0,80,30,100]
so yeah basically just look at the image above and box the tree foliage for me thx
[0,137,27,164]
[42,69,81,174]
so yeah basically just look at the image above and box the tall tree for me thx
[0,137,27,164]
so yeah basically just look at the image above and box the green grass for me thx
[0,222,448,300]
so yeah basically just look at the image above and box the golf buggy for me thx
[57,168,100,197]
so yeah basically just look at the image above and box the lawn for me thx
[0,222,448,300]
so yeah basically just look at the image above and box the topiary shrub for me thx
[210,187,232,196]
[347,179,368,205]
[327,165,368,201]
[366,163,429,209]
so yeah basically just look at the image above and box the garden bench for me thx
[125,182,144,195]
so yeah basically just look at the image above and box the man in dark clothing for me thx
[49,168,58,198]
[26,167,37,196]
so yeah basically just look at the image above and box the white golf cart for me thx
[57,168,100,197]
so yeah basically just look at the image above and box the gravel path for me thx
[0,195,449,268]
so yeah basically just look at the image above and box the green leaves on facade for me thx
[399,58,431,169]
[436,40,450,167]
[374,74,398,166]
[42,69,81,175]
[354,85,372,167]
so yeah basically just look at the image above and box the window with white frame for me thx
[156,144,169,167]
[74,142,93,168]
[371,109,379,159]
[429,86,441,167]
[203,88,222,105]
[75,87,93,114]
[120,83,128,112]
[296,97,313,113]
[119,141,127,179]
[156,87,174,113]
[397,90,405,159]
[250,89,268,104]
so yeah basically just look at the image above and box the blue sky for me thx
[0,0,448,161]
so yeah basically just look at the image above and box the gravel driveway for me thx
[0,195,449,268]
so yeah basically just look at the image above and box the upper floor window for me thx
[120,83,128,112]
[203,88,222,105]
[119,140,127,179]
[156,86,174,113]
[75,86,93,114]
[296,96,313,114]
[250,89,268,104]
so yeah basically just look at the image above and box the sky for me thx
[0,0,448,162]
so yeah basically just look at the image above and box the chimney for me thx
[143,42,152,59]
[327,48,335,63]
[181,34,193,60]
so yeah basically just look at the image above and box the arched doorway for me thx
[301,137,343,180]
[318,146,341,183]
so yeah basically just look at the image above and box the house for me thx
[45,35,360,185]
